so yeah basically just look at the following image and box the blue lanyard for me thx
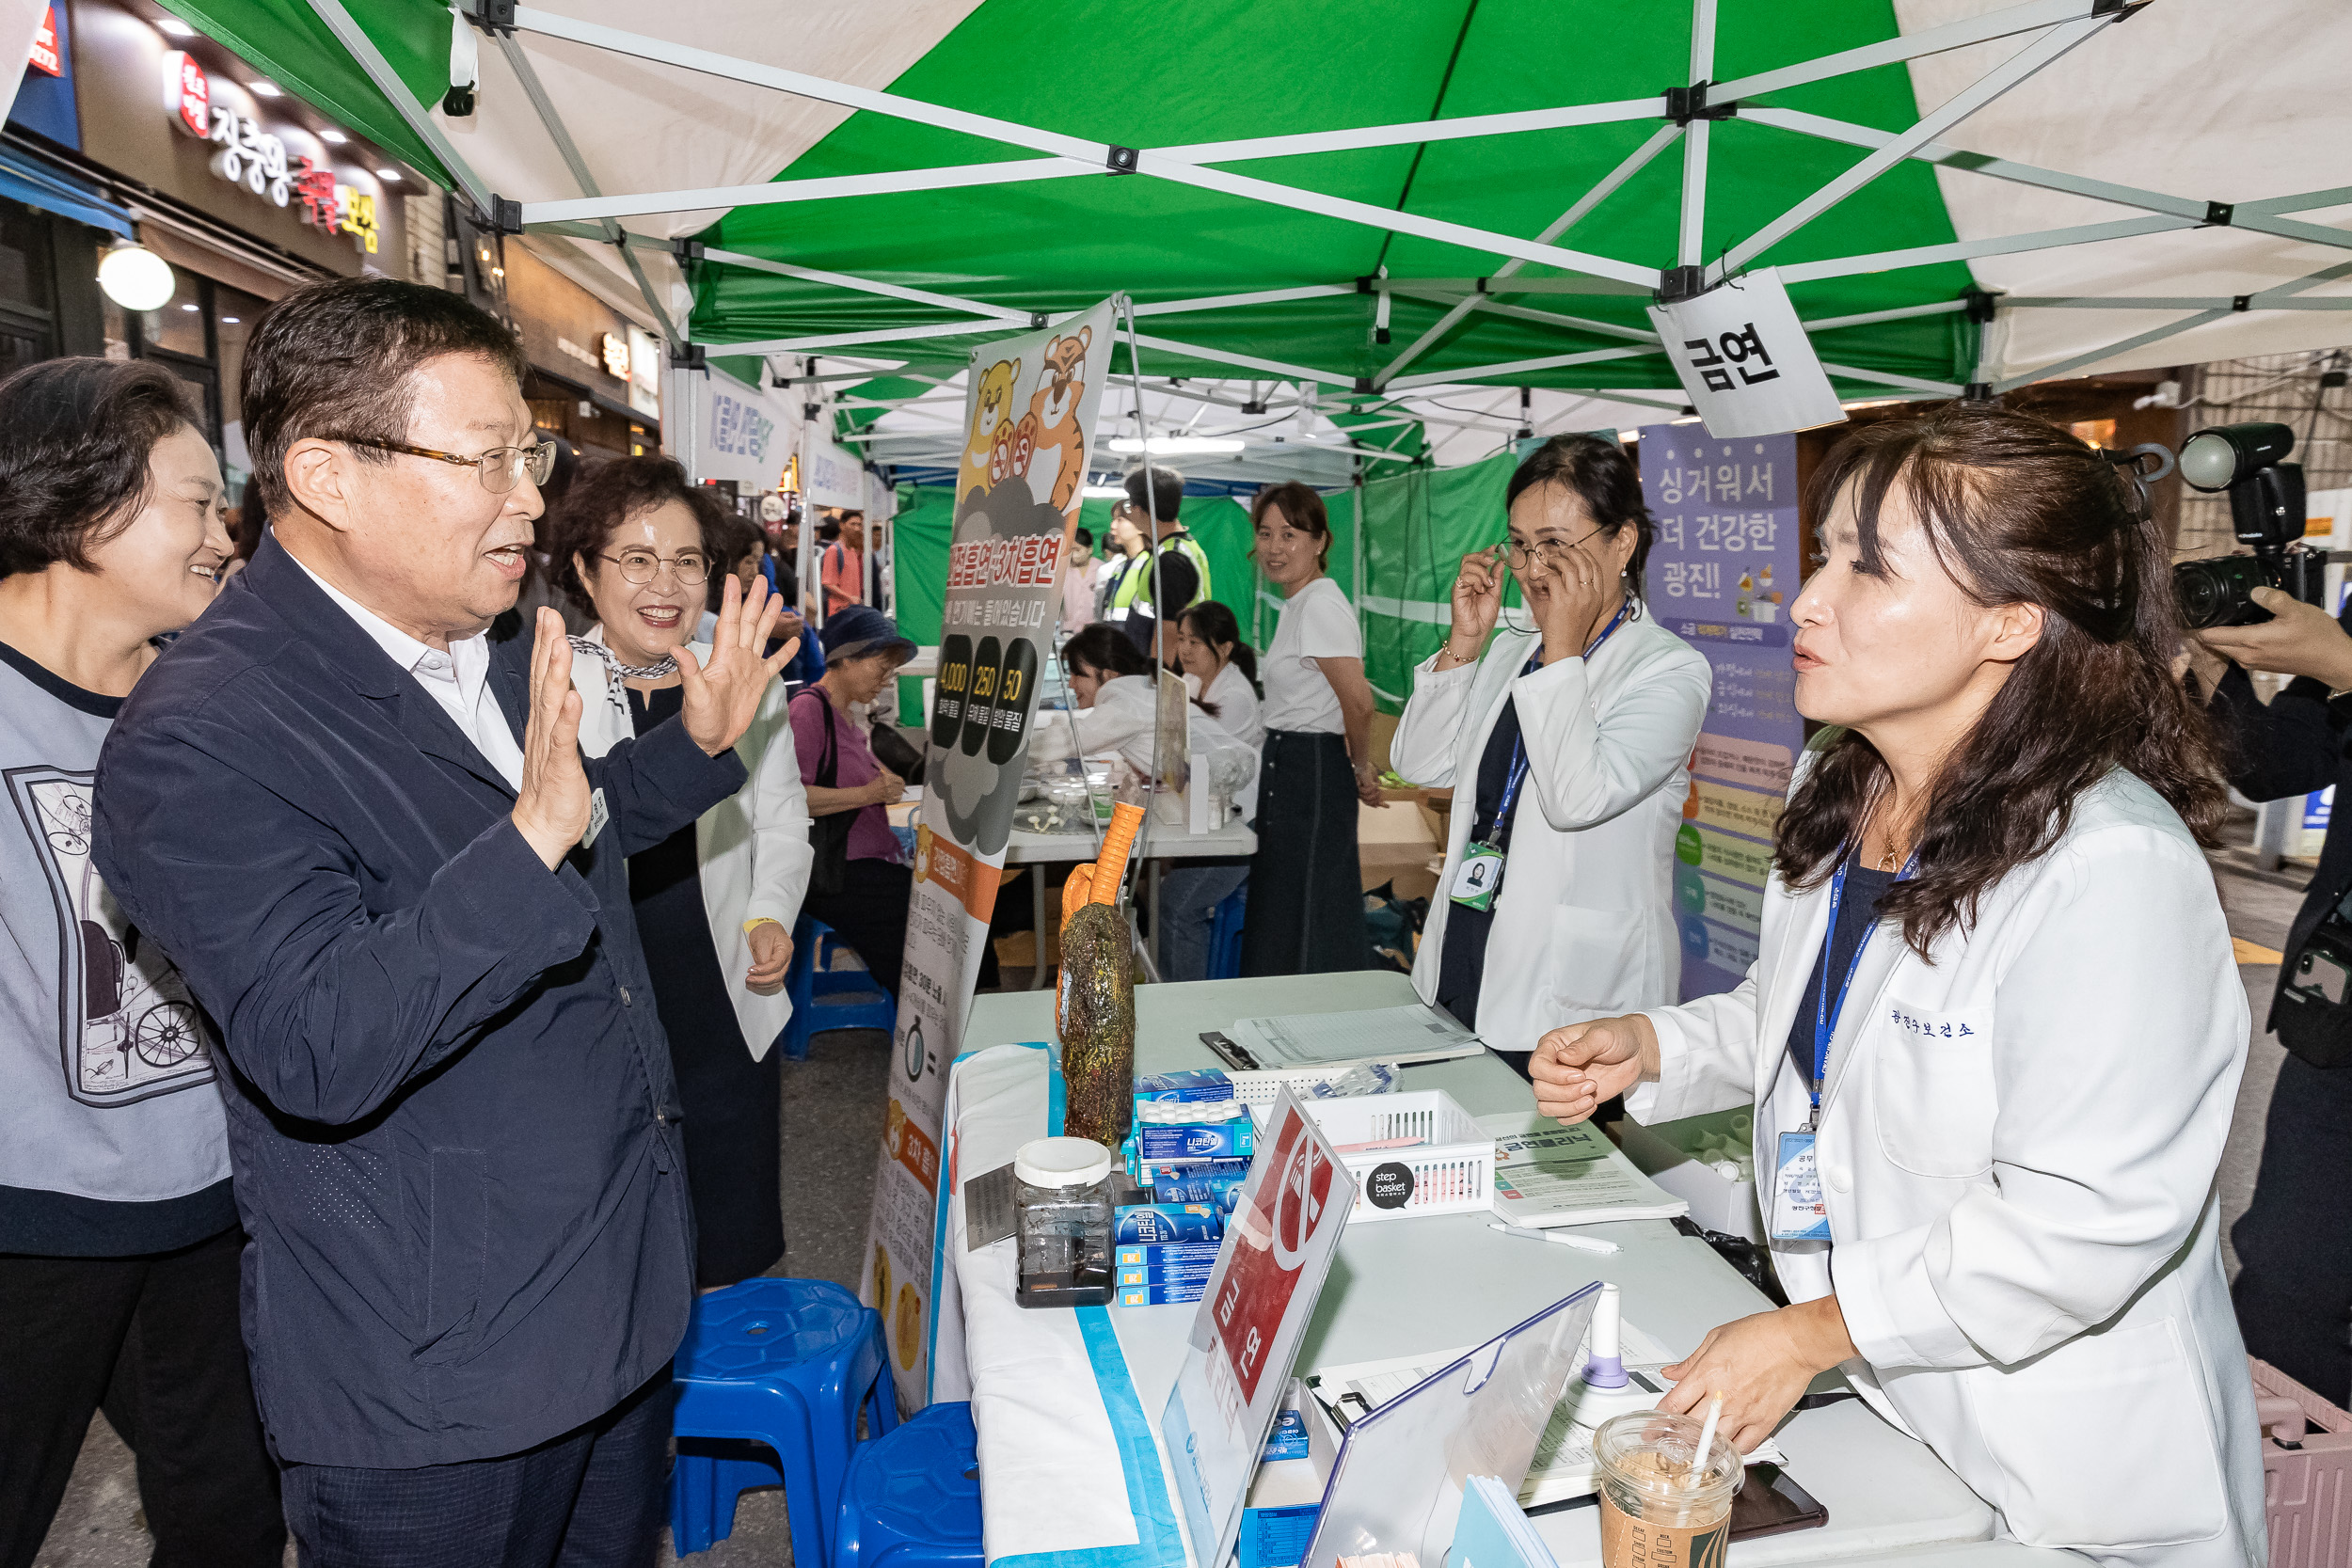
[1810,851,1916,1122]
[1483,600,1633,848]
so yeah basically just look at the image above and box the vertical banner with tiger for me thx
[861,299,1114,1411]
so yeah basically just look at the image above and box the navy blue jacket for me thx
[92,536,746,1467]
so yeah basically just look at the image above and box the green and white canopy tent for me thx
[135,0,2352,700]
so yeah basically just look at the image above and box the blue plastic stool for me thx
[668,1278,898,1560]
[1206,884,1248,980]
[782,916,898,1060]
[830,1401,982,1568]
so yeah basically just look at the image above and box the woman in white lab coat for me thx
[1391,435,1710,1071]
[1030,622,1258,800]
[1533,405,2263,1564]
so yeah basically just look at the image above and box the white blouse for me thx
[1259,576,1359,735]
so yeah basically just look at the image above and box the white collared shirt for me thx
[282,544,526,791]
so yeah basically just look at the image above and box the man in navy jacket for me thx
[93,278,797,1565]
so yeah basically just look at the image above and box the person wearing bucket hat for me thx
[793,606,919,997]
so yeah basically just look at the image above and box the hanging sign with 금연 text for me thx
[1643,424,1807,999]
[865,300,1116,1414]
[1647,268,1842,439]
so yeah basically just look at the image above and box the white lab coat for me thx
[1026,674,1260,801]
[1628,765,2265,1565]
[571,631,813,1061]
[1391,612,1710,1053]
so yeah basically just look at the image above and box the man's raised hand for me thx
[512,608,593,869]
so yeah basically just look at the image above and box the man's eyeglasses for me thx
[1503,526,1603,569]
[335,436,556,495]
[596,549,710,587]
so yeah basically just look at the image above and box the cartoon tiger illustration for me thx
[1011,326,1090,513]
[958,356,1020,502]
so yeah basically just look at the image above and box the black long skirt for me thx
[1240,729,1368,976]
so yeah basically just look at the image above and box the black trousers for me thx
[803,857,914,1000]
[1241,730,1368,976]
[0,1226,284,1568]
[2234,1051,2352,1405]
[280,1366,671,1568]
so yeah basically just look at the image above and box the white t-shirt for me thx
[1260,576,1359,735]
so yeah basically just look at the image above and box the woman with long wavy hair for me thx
[1532,404,2262,1562]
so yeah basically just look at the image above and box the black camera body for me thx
[2172,422,2318,630]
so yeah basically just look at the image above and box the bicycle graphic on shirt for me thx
[8,767,213,1106]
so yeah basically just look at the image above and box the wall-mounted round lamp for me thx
[98,241,176,312]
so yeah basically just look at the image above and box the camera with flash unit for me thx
[2171,421,2320,629]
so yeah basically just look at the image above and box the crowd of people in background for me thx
[0,271,2332,1567]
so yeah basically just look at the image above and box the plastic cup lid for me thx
[1014,1136,1114,1188]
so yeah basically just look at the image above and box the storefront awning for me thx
[0,143,134,238]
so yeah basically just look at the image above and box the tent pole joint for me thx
[1657,264,1707,304]
[2233,294,2253,313]
[1664,82,1736,125]
[490,197,525,236]
[1105,145,1140,174]
[2204,201,2234,228]
[1963,382,1995,401]
[668,343,707,372]
[459,0,516,38]
[674,238,704,263]
[1963,286,2000,325]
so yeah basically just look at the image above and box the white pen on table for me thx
[1488,1220,1620,1255]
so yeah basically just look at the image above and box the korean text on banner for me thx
[803,424,866,512]
[862,300,1115,1415]
[1643,425,1806,1001]
[1164,1087,1358,1568]
[1647,269,1842,439]
[691,367,787,489]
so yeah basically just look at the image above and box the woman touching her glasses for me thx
[1533,406,2263,1562]
[1391,436,1709,1076]
[552,456,811,1290]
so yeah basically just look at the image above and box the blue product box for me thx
[1152,1165,1249,1212]
[1262,1408,1309,1461]
[1133,1069,1235,1103]
[1237,1505,1319,1568]
[1115,1242,1221,1271]
[1136,1153,1252,1188]
[1118,1262,1218,1287]
[1135,1121,1254,1162]
[1114,1203,1220,1244]
[1119,1278,1210,1307]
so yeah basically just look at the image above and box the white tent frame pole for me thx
[1374,123,1683,388]
[304,0,492,214]
[2242,188,2352,217]
[492,34,682,343]
[1709,0,2116,102]
[1388,344,1661,391]
[1998,297,2352,310]
[1778,214,2191,284]
[1677,0,1715,269]
[1136,285,1358,317]
[522,160,1096,227]
[1158,97,1665,166]
[697,245,1029,322]
[1745,107,2352,256]
[1714,16,2107,282]
[1991,258,2352,392]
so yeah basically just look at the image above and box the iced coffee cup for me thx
[1592,1411,1742,1568]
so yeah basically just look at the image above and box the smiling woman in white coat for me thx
[1534,405,2263,1564]
[552,457,812,1289]
[1391,436,1709,1072]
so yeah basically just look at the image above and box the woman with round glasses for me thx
[1390,435,1710,1077]
[551,455,812,1289]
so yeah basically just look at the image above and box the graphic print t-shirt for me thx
[0,642,234,1255]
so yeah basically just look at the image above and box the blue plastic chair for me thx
[1206,883,1248,980]
[782,915,897,1060]
[830,1401,983,1568]
[668,1278,898,1561]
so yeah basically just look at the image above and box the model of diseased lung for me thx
[1057,802,1143,1148]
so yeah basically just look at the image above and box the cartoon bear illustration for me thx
[958,356,1020,501]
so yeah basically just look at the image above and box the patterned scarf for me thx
[569,634,678,717]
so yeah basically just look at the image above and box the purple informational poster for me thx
[1639,425,1806,1001]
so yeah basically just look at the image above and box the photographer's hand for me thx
[2198,589,2352,689]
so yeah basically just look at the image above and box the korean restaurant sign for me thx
[1647,268,1842,438]
[28,8,61,75]
[161,51,378,254]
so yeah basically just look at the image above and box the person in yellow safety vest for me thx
[1099,464,1210,660]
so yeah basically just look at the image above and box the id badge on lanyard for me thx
[1768,852,1914,1243]
[1448,608,1629,913]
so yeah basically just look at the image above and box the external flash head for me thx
[2180,421,2296,493]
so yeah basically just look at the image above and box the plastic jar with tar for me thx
[1013,1136,1115,1307]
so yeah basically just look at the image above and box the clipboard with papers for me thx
[1201,1003,1487,1073]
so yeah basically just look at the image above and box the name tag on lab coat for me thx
[581,787,610,849]
[1770,1131,1832,1242]
[1450,845,1505,911]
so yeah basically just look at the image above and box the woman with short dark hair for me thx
[1392,434,1710,1074]
[558,454,812,1289]
[1534,404,2263,1560]
[0,357,281,1565]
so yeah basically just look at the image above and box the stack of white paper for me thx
[1217,1004,1486,1071]
[1480,1112,1689,1228]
